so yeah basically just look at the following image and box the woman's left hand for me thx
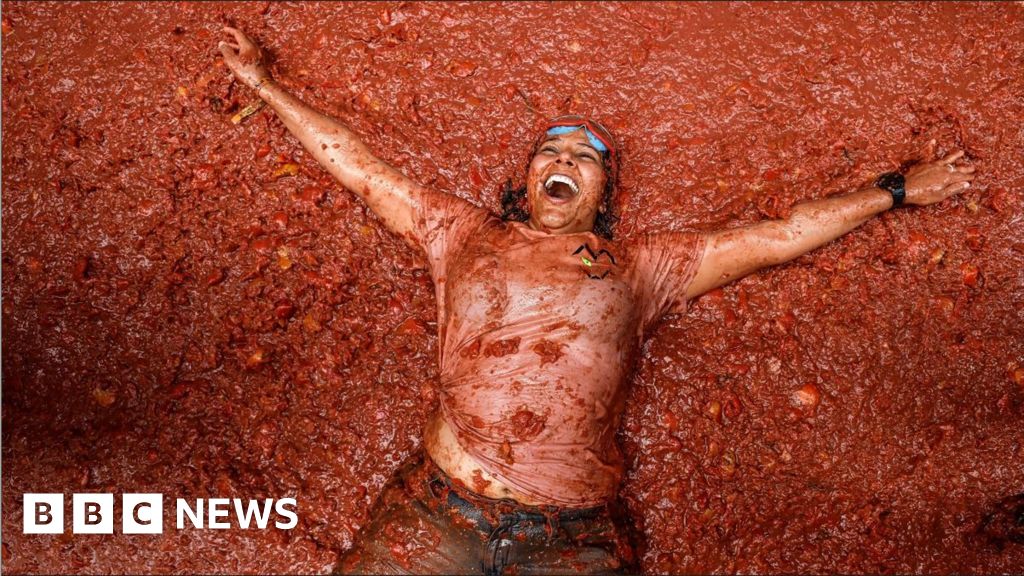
[904,147,976,206]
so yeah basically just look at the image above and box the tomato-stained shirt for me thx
[412,191,705,507]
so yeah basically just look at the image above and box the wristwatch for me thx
[875,171,906,208]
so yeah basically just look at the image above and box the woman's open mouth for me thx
[544,174,579,203]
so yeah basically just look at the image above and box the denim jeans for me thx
[334,451,641,575]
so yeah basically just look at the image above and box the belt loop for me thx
[426,473,444,501]
[484,514,515,576]
[536,504,559,543]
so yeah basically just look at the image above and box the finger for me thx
[956,165,976,174]
[239,46,261,64]
[943,150,964,163]
[218,43,238,61]
[944,181,971,194]
[224,26,248,45]
[948,172,974,185]
[921,138,937,160]
[222,26,242,43]
[231,28,258,51]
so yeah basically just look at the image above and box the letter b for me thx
[24,494,63,534]
[73,494,113,534]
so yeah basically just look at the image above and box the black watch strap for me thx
[875,172,906,208]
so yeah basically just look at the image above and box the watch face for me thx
[877,172,905,191]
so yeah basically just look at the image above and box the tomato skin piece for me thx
[961,263,980,287]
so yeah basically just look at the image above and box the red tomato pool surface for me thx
[2,2,1023,573]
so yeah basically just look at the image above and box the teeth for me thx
[544,174,579,195]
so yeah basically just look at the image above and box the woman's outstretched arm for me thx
[218,26,427,241]
[684,145,976,300]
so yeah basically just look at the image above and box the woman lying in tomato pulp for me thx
[219,26,976,576]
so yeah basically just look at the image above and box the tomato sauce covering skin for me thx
[2,2,1023,574]
[414,191,703,507]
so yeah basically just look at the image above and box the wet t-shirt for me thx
[413,191,705,507]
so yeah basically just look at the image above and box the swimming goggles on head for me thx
[544,115,617,158]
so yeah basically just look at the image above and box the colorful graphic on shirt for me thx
[572,243,616,279]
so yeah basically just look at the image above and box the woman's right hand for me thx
[218,26,271,90]
[903,148,975,207]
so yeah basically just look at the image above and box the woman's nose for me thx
[555,152,575,166]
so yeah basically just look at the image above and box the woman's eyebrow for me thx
[541,135,598,155]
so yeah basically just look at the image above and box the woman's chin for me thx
[535,212,573,231]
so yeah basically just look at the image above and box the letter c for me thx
[132,501,152,525]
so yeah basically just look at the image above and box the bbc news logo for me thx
[23,494,297,534]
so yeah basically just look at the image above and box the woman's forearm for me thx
[255,79,422,237]
[687,147,972,300]
[219,27,425,237]
[685,185,890,296]
[765,185,893,265]
[258,80,373,185]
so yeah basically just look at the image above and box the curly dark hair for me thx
[500,137,620,240]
